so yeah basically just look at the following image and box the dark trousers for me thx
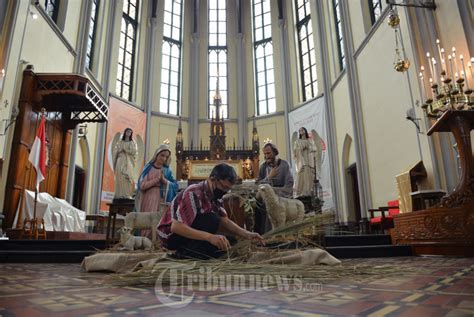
[167,212,223,259]
[254,198,273,235]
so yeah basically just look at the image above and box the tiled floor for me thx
[0,257,473,316]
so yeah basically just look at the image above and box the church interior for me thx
[0,0,473,316]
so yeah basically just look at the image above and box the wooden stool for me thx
[86,214,108,233]
[21,218,46,240]
[106,200,135,246]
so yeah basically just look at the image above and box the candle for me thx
[452,47,459,75]
[440,48,446,73]
[448,54,454,79]
[419,72,426,102]
[426,52,433,79]
[421,66,430,100]
[432,58,438,84]
[469,58,474,78]
[462,70,469,90]
[436,39,442,65]
[429,77,433,99]
[459,55,468,89]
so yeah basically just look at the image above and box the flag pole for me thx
[33,189,38,239]
[31,108,46,239]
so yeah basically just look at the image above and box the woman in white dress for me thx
[113,128,138,199]
[293,127,317,197]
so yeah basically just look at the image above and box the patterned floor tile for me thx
[0,257,474,316]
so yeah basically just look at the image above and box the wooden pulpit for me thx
[393,110,474,256]
[2,68,108,232]
[396,160,427,213]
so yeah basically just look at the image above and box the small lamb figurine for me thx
[118,226,153,251]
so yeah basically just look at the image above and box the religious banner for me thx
[100,96,146,213]
[288,96,334,211]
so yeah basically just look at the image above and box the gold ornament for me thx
[394,58,411,72]
[388,12,400,28]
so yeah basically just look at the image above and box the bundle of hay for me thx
[224,183,259,231]
[228,212,334,259]
[101,212,354,287]
[108,256,410,288]
[89,211,400,289]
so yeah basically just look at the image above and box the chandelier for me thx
[419,41,474,117]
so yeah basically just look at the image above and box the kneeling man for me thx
[157,163,264,259]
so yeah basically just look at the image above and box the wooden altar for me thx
[392,110,474,256]
[2,66,108,230]
[175,83,260,181]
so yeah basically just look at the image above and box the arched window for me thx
[369,0,383,25]
[44,0,60,23]
[332,0,345,71]
[160,0,183,115]
[116,0,139,101]
[86,0,100,71]
[253,0,275,116]
[295,0,317,101]
[208,0,228,119]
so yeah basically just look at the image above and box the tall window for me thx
[116,0,139,101]
[160,0,183,115]
[208,0,228,119]
[369,0,383,25]
[86,0,99,71]
[253,0,275,116]
[295,0,317,101]
[44,0,60,22]
[332,0,345,71]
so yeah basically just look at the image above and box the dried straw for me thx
[105,212,413,288]
[108,257,411,288]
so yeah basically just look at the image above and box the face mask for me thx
[213,188,226,201]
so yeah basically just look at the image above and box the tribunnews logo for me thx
[154,263,322,308]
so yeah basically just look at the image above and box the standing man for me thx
[255,143,294,233]
[158,163,264,259]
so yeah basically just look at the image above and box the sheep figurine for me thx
[257,184,305,229]
[118,226,153,251]
[124,211,161,243]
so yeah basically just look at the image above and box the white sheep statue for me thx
[124,211,161,243]
[118,226,153,251]
[257,184,305,229]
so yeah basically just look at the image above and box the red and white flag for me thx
[28,114,47,191]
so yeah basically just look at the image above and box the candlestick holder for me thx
[421,73,473,119]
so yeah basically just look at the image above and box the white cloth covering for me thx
[13,190,86,232]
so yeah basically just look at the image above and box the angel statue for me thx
[112,128,138,199]
[292,127,323,198]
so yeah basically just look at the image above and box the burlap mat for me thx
[81,252,165,272]
[247,248,340,265]
[82,248,339,273]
